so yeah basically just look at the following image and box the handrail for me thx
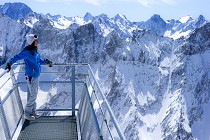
[0,70,7,78]
[17,81,84,84]
[0,77,11,90]
[13,62,89,66]
[0,69,22,140]
[79,83,102,139]
[0,69,10,90]
[87,64,126,140]
[36,108,79,112]
[0,63,89,78]
[1,85,16,104]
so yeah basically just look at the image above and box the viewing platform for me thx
[0,63,126,140]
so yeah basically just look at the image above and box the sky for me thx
[0,0,210,22]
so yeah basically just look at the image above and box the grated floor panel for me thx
[18,116,78,140]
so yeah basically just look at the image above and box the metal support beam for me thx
[72,66,76,116]
[100,110,111,139]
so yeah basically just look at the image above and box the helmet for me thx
[26,34,38,45]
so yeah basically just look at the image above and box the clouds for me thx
[32,0,178,7]
[34,0,49,2]
[84,0,101,6]
[162,0,176,5]
[33,0,177,6]
[82,0,177,7]
[34,0,104,6]
[137,0,177,7]
[137,0,152,7]
[34,0,74,3]
[34,0,50,3]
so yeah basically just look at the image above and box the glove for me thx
[5,62,11,72]
[46,59,53,67]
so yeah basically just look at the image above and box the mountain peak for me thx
[197,14,205,21]
[150,14,162,21]
[142,14,166,33]
[113,13,128,23]
[114,13,127,19]
[84,12,94,21]
[96,13,109,19]
[46,13,62,20]
[0,2,33,20]
[147,14,166,25]
[195,14,207,28]
[179,15,193,23]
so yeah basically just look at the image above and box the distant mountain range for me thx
[1,2,210,140]
[0,2,208,39]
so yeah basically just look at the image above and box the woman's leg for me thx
[25,77,39,116]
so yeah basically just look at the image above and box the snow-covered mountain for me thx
[0,2,207,39]
[1,2,210,140]
[0,2,33,20]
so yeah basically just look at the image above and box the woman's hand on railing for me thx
[46,59,53,67]
[5,62,11,72]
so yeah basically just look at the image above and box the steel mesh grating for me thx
[18,116,78,140]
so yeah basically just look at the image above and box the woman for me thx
[5,34,52,120]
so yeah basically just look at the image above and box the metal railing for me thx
[0,67,23,140]
[0,63,126,140]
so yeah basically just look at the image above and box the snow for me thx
[22,17,38,28]
[159,57,170,76]
[179,15,191,23]
[99,24,112,37]
[51,17,72,29]
[138,87,181,140]
[71,16,86,26]
[164,29,191,40]
[172,30,191,40]
[164,30,172,37]
[126,45,131,51]
[0,44,4,56]
[54,16,87,29]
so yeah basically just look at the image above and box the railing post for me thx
[0,97,12,140]
[72,66,76,116]
[100,110,110,139]
[91,90,96,103]
[10,69,24,115]
[88,64,126,140]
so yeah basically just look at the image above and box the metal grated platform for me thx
[17,116,78,140]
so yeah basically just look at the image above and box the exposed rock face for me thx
[0,2,33,20]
